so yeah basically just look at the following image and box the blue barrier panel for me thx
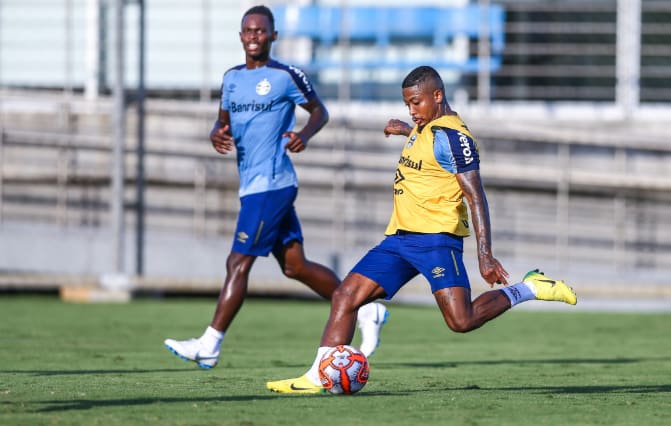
[273,4,505,73]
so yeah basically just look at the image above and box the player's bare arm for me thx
[210,108,234,155]
[283,97,329,153]
[383,119,413,137]
[457,169,509,286]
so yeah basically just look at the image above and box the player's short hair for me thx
[242,5,275,32]
[402,66,444,93]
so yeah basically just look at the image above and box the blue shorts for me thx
[231,186,303,257]
[350,232,470,299]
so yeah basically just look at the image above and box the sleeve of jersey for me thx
[433,128,480,174]
[285,66,317,104]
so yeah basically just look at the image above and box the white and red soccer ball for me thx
[318,345,369,395]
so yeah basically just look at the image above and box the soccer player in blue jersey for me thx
[163,5,388,369]
[267,65,577,393]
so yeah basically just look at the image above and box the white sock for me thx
[356,302,378,323]
[200,326,224,353]
[501,282,536,307]
[305,346,331,385]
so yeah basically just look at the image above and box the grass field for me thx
[1,295,669,425]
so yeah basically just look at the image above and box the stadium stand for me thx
[272,4,505,73]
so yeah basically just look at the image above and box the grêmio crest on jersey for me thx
[407,134,417,148]
[256,78,271,95]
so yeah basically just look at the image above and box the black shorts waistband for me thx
[393,230,459,237]
[393,230,426,235]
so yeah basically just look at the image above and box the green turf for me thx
[0,295,669,425]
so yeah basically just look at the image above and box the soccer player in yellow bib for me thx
[266,65,577,394]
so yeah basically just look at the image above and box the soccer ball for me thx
[318,345,369,395]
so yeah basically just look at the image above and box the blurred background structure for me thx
[0,0,669,305]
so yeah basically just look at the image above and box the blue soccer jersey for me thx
[221,60,317,197]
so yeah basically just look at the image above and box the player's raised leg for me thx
[434,269,577,334]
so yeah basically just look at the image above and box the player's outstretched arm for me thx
[457,169,509,287]
[210,108,234,155]
[284,97,329,153]
[384,119,413,137]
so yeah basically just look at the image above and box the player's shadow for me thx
[373,356,671,396]
[0,368,198,376]
[29,395,289,413]
[433,384,671,395]
[379,355,671,369]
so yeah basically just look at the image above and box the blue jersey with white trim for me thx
[221,60,316,196]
